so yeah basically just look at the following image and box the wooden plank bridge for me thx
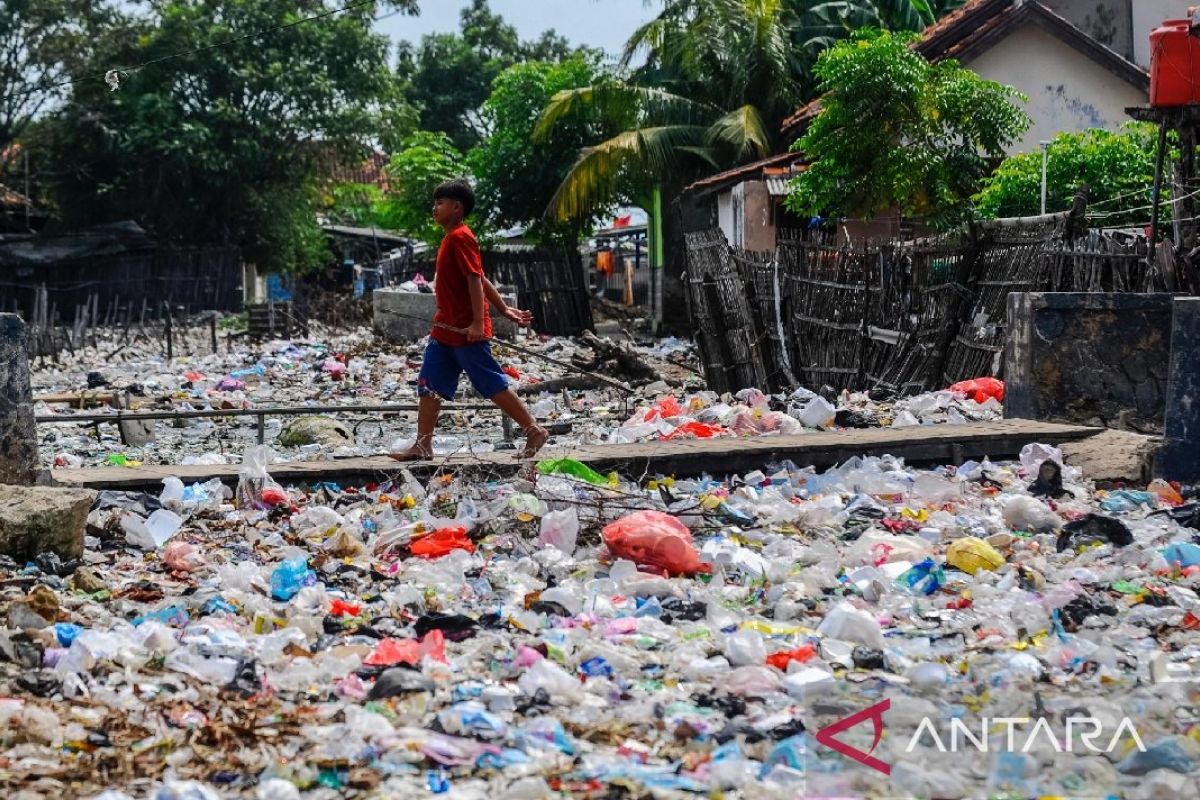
[50,419,1102,491]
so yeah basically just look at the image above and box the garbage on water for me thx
[10,328,1199,797]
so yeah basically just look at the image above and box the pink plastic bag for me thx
[364,630,446,666]
[162,541,206,572]
[602,511,708,576]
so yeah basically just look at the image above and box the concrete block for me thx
[1158,297,1200,482]
[0,314,38,485]
[0,484,96,561]
[373,289,517,344]
[1004,293,1174,433]
[1061,429,1160,485]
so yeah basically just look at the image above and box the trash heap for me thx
[3,442,1199,798]
[34,325,1003,470]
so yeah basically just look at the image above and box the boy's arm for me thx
[466,274,487,342]
[482,276,535,327]
[482,276,507,311]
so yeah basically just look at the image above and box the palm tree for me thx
[535,0,966,223]
[535,0,805,222]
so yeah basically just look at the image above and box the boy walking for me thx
[390,180,549,461]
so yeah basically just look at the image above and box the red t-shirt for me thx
[432,224,492,346]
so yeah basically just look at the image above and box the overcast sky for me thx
[379,0,662,56]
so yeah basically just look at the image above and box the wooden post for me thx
[210,313,218,353]
[165,302,174,360]
[1149,120,1169,266]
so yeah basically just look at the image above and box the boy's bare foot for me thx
[519,425,549,460]
[388,445,432,462]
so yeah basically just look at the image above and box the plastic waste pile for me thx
[3,441,1199,798]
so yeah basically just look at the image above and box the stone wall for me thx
[1004,293,1174,433]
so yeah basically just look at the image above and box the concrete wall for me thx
[1041,0,1133,60]
[1004,293,1173,432]
[373,289,517,343]
[1132,0,1191,68]
[740,181,777,253]
[964,21,1148,154]
[717,192,735,246]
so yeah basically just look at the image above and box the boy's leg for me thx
[389,340,459,461]
[490,389,549,459]
[458,343,549,459]
[389,393,440,461]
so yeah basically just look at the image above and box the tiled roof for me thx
[683,150,806,197]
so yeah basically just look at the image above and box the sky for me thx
[378,0,661,56]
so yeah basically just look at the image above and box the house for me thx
[686,0,1156,249]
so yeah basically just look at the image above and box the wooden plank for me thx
[51,419,1102,491]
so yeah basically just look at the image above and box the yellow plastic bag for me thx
[946,536,1005,574]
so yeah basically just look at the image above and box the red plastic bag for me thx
[664,421,728,440]
[502,365,521,380]
[260,486,290,507]
[330,599,361,617]
[766,644,817,671]
[364,630,446,666]
[644,395,683,421]
[602,511,708,576]
[410,527,475,558]
[947,377,1004,404]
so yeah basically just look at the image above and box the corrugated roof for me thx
[683,151,806,197]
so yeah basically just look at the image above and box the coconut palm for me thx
[535,0,966,223]
[535,0,806,222]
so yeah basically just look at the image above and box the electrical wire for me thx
[1085,185,1200,220]
[0,0,385,104]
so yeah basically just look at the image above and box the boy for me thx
[389,179,549,461]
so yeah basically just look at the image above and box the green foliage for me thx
[0,0,113,154]
[785,29,1029,226]
[32,0,416,273]
[323,182,387,228]
[376,131,472,247]
[539,0,805,223]
[975,124,1161,226]
[469,55,604,242]
[397,0,589,152]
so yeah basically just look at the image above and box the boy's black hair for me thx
[434,179,475,217]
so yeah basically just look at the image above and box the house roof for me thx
[683,150,807,198]
[781,0,1150,137]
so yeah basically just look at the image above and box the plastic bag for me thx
[946,536,1005,574]
[364,630,447,666]
[601,511,708,576]
[270,558,317,601]
[664,421,728,440]
[947,377,1004,404]
[816,602,886,649]
[162,541,206,572]
[538,508,579,554]
[410,527,475,558]
[237,446,285,508]
[536,458,609,486]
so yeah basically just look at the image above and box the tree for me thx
[0,0,114,165]
[33,0,416,273]
[398,0,585,152]
[537,0,807,224]
[785,29,1029,226]
[375,130,472,247]
[975,124,1160,226]
[469,55,605,243]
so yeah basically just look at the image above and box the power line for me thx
[1,0,384,105]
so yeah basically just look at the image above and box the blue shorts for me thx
[417,339,510,401]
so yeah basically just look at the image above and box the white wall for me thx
[963,21,1148,155]
[1132,0,1191,68]
[717,191,735,245]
